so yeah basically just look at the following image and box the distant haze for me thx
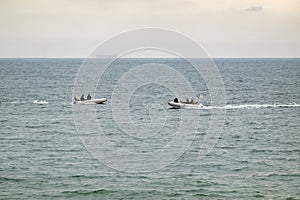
[0,0,299,58]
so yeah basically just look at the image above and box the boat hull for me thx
[168,101,203,109]
[74,98,107,104]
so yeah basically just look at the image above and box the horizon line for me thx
[0,56,300,59]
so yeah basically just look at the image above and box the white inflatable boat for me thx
[74,98,107,105]
[168,101,204,109]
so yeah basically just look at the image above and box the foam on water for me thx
[203,103,300,110]
[33,100,49,105]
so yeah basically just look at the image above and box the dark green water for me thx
[0,58,299,199]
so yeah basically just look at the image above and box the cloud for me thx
[244,6,263,12]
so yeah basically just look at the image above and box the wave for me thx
[9,101,21,104]
[33,100,49,105]
[0,176,25,182]
[203,103,300,110]
[4,101,27,104]
[61,189,108,195]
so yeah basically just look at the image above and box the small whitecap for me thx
[33,100,49,105]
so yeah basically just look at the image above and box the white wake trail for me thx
[202,103,300,110]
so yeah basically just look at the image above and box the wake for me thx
[203,103,300,110]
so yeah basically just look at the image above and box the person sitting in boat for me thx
[80,94,85,101]
[87,94,91,100]
[74,96,79,101]
[191,98,195,104]
[186,98,189,103]
[174,97,178,103]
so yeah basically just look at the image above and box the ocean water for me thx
[0,58,299,199]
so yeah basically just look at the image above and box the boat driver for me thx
[174,97,178,103]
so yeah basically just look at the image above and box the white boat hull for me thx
[168,101,203,109]
[74,98,107,104]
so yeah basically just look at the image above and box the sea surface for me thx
[0,58,299,199]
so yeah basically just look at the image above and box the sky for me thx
[0,0,299,58]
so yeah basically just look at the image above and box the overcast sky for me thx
[0,0,299,57]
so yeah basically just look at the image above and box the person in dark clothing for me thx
[87,94,92,100]
[80,94,85,101]
[174,97,178,103]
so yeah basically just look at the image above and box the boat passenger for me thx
[80,94,85,101]
[87,94,91,100]
[74,96,79,101]
[186,98,189,103]
[191,99,195,104]
[174,97,178,103]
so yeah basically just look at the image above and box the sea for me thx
[0,58,299,199]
